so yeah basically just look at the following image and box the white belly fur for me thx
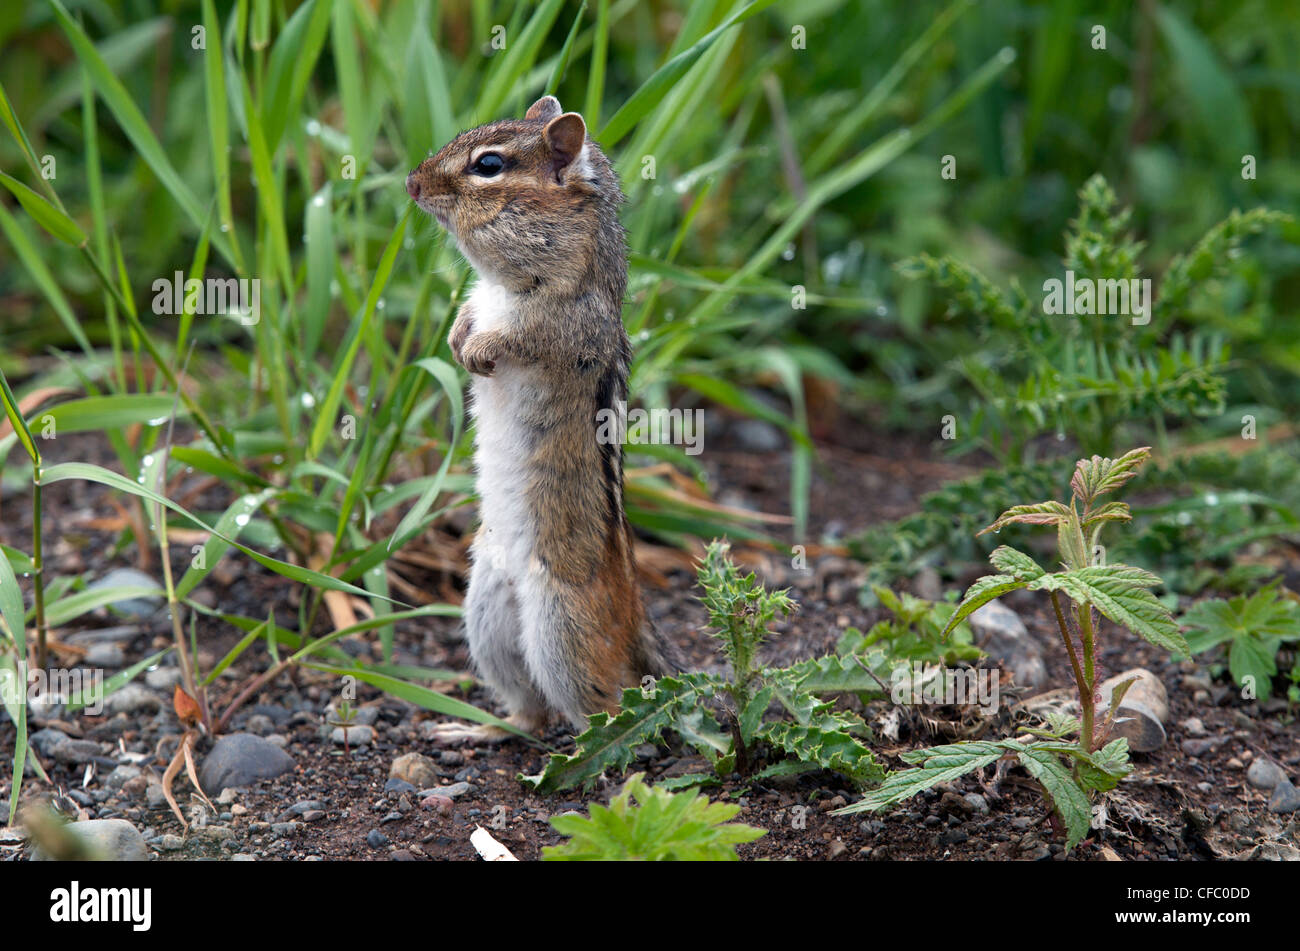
[466,279,540,588]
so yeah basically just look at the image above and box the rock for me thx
[30,728,71,756]
[145,784,166,808]
[284,800,325,816]
[1247,759,1287,791]
[390,752,439,789]
[330,724,374,747]
[365,829,390,849]
[31,818,148,861]
[1099,668,1169,753]
[732,419,783,452]
[1180,716,1206,737]
[1181,737,1227,758]
[104,683,161,715]
[385,778,418,797]
[969,599,1047,689]
[245,714,274,736]
[144,667,182,691]
[197,733,295,796]
[104,765,143,790]
[964,793,990,816]
[52,739,101,765]
[434,781,472,800]
[84,644,125,669]
[87,567,163,618]
[157,834,185,851]
[828,839,847,859]
[1269,779,1300,814]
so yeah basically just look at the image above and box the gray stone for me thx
[85,643,125,668]
[157,834,185,851]
[963,793,990,816]
[104,683,161,715]
[31,818,148,861]
[52,739,101,765]
[1099,668,1169,753]
[1269,778,1300,814]
[331,724,374,747]
[144,667,183,691]
[434,781,472,800]
[87,567,163,618]
[969,599,1047,689]
[385,778,418,797]
[197,733,295,796]
[104,765,143,790]
[366,829,389,849]
[30,728,71,756]
[732,419,783,452]
[1247,759,1287,791]
[1182,737,1227,758]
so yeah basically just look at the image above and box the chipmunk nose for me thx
[406,172,421,200]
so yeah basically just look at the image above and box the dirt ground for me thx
[1,419,1297,862]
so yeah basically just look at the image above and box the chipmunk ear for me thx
[543,112,587,180]
[525,95,563,122]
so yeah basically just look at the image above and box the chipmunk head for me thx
[406,96,625,293]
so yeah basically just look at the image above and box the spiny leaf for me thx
[520,674,721,793]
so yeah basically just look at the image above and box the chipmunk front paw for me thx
[449,305,474,366]
[459,333,500,376]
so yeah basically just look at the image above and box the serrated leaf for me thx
[1069,447,1151,506]
[1017,747,1091,849]
[988,545,1046,582]
[833,741,1006,815]
[978,501,1070,535]
[940,574,1029,640]
[1029,564,1188,654]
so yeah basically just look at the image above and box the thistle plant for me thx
[837,448,1189,849]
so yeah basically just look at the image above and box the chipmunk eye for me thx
[470,153,506,177]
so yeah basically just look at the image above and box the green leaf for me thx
[304,663,530,738]
[40,462,400,605]
[832,741,1006,815]
[521,673,721,793]
[978,501,1071,535]
[0,367,39,464]
[46,0,233,266]
[940,574,1029,640]
[0,170,85,246]
[1069,447,1151,507]
[1030,564,1188,654]
[1017,747,1091,849]
[389,358,464,548]
[988,545,1046,582]
[542,773,764,861]
[598,0,780,146]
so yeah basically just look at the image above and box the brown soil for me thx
[1,421,1297,862]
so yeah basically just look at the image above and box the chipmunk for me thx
[406,95,678,742]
